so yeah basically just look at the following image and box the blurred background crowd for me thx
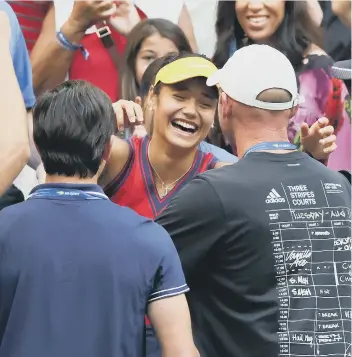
[1,0,351,209]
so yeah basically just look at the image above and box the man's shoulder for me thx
[0,199,34,236]
[102,202,171,244]
[197,161,244,190]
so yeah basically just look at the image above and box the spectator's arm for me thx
[331,0,351,27]
[148,295,199,357]
[30,4,85,96]
[306,0,323,26]
[178,4,198,52]
[145,223,198,357]
[0,12,30,195]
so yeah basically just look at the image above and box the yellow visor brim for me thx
[154,57,219,86]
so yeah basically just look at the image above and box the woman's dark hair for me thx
[120,19,192,101]
[213,1,322,70]
[33,80,116,178]
[139,57,166,100]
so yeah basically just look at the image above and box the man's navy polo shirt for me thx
[0,183,188,357]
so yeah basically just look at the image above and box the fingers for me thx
[135,96,142,105]
[132,125,148,138]
[134,102,144,124]
[120,100,137,125]
[113,102,124,131]
[113,100,144,132]
[100,4,117,18]
[323,142,337,154]
[300,122,310,138]
[318,125,334,139]
[317,116,330,128]
[320,134,337,152]
[99,0,117,17]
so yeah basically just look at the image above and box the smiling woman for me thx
[105,52,222,213]
[212,0,351,171]
[119,18,192,102]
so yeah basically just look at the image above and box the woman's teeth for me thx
[248,16,267,25]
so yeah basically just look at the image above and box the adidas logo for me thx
[266,189,285,204]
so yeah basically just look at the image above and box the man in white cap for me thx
[156,45,352,357]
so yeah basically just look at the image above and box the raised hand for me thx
[301,117,337,160]
[108,0,141,36]
[113,100,144,133]
[68,0,118,34]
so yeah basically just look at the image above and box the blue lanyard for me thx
[243,142,297,158]
[27,188,109,201]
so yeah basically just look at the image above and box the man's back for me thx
[158,151,351,357]
[0,183,185,357]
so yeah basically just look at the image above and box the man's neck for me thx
[45,175,98,185]
[235,128,292,158]
[148,136,198,183]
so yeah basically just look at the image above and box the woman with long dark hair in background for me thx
[120,18,192,102]
[213,0,351,171]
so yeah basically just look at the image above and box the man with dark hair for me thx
[0,80,199,357]
[157,45,351,357]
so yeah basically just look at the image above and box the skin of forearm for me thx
[31,20,85,96]
[306,0,323,26]
[332,1,351,28]
[0,45,30,195]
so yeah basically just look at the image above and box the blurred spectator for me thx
[135,0,197,52]
[120,19,192,101]
[320,1,351,62]
[11,0,197,102]
[0,2,36,208]
[8,1,51,52]
[213,0,351,172]
[28,1,144,100]
[331,0,351,27]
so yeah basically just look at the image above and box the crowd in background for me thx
[0,0,351,206]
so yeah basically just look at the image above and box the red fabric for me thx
[107,136,218,220]
[9,1,51,53]
[325,77,344,133]
[106,136,217,327]
[70,8,146,102]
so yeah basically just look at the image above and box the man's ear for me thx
[288,105,299,119]
[103,136,113,162]
[219,92,231,121]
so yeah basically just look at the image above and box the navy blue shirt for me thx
[0,183,188,357]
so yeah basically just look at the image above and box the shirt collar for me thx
[30,183,105,196]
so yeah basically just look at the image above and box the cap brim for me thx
[206,69,222,87]
[155,57,218,86]
[161,67,216,84]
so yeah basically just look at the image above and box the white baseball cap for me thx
[207,44,301,111]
